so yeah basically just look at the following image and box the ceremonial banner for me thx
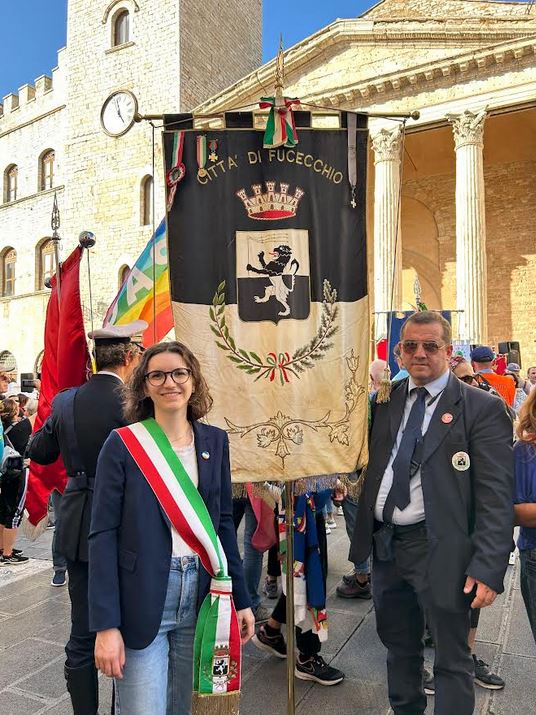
[164,114,369,482]
[26,247,89,528]
[103,219,173,347]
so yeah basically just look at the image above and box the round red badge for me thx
[441,413,453,424]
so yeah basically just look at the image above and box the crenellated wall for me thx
[0,0,263,377]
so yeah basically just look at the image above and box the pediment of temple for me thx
[195,2,536,114]
[362,0,536,21]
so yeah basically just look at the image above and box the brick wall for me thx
[179,0,262,111]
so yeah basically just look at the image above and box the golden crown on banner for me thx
[236,182,305,220]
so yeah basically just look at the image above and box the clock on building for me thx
[100,90,138,136]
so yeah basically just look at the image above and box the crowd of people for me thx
[0,311,535,715]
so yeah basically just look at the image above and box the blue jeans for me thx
[50,489,67,574]
[115,556,199,715]
[342,496,371,575]
[520,548,536,644]
[233,498,263,611]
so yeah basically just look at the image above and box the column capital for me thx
[371,125,403,164]
[446,109,487,149]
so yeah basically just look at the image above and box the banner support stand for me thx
[284,480,296,715]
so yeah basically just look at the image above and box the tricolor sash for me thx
[116,419,241,714]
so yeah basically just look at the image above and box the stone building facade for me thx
[196,0,536,366]
[0,0,261,378]
[1,0,535,377]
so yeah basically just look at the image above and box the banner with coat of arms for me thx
[163,113,369,482]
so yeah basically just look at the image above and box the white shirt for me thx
[375,369,450,525]
[171,439,200,556]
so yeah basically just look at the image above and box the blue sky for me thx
[0,1,374,98]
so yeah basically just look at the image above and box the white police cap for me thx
[88,320,148,344]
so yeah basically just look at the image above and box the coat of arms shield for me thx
[236,229,311,324]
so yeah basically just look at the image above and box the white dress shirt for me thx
[374,369,450,525]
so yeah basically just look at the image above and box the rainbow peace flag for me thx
[104,219,174,346]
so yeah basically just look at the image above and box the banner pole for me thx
[284,481,296,715]
[50,192,61,302]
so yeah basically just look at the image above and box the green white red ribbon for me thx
[166,132,186,212]
[116,419,241,708]
[259,96,300,149]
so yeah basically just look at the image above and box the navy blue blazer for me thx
[88,421,250,650]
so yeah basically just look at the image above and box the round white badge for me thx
[452,451,470,471]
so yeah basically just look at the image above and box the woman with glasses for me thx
[88,341,254,715]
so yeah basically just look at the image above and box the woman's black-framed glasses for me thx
[144,368,192,386]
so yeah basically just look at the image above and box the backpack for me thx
[0,427,25,486]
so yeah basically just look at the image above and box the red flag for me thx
[25,246,89,528]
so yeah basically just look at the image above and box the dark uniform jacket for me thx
[88,422,250,649]
[28,373,126,562]
[350,373,514,612]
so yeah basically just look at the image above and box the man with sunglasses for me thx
[350,310,513,715]
[28,321,146,715]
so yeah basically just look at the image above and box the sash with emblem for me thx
[163,113,369,485]
[116,419,241,714]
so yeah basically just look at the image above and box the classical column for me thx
[447,109,488,344]
[372,125,403,340]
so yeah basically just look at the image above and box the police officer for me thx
[28,320,146,715]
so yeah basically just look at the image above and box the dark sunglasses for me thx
[459,375,476,384]
[400,340,445,355]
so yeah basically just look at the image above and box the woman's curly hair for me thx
[0,398,19,427]
[123,341,213,423]
[517,387,536,444]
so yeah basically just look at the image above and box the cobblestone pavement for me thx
[1,515,535,714]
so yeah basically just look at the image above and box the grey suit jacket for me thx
[350,372,514,611]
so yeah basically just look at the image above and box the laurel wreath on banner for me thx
[209,279,338,384]
[224,350,365,466]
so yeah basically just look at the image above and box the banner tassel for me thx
[192,691,240,715]
[376,366,392,404]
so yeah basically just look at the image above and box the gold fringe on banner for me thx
[231,482,283,507]
[231,483,248,500]
[192,691,241,715]
[292,475,338,495]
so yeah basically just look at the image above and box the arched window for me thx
[141,175,153,225]
[40,150,55,191]
[118,264,131,288]
[4,164,18,203]
[113,9,130,46]
[37,239,57,289]
[1,248,16,297]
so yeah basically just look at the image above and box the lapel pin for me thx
[441,413,453,424]
[201,451,210,461]
[452,451,470,471]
